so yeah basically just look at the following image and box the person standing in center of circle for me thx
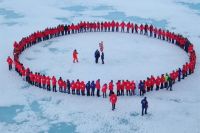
[101,52,104,64]
[73,49,78,63]
[94,49,100,64]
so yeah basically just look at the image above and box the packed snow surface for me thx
[0,0,200,133]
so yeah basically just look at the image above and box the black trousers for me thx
[167,85,172,91]
[9,65,12,70]
[59,87,62,92]
[43,84,46,89]
[117,90,121,96]
[151,85,154,91]
[112,104,115,110]
[68,87,70,94]
[156,85,159,90]
[121,90,124,96]
[87,90,90,96]
[47,85,50,91]
[97,89,100,97]
[81,90,85,96]
[91,90,95,96]
[142,107,147,115]
[178,76,181,81]
[53,85,57,92]
[160,83,163,89]
[101,58,104,64]
[95,57,99,63]
[140,89,144,96]
[147,87,150,92]
[103,92,106,98]
[165,82,168,88]
[72,90,75,95]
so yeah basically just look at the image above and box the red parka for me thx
[110,94,117,104]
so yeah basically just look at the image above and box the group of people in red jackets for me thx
[7,21,196,111]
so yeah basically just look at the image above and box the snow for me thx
[0,0,200,133]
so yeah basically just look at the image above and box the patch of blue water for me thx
[21,83,31,89]
[61,5,87,12]
[178,2,200,13]
[95,11,168,28]
[55,17,71,24]
[0,8,24,19]
[30,101,41,113]
[25,57,35,61]
[92,5,115,11]
[1,22,18,26]
[0,105,24,123]
[48,122,77,133]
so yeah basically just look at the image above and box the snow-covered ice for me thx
[0,0,200,133]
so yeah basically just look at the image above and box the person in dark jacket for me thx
[141,97,148,116]
[101,52,104,64]
[139,80,145,96]
[178,68,182,82]
[91,81,96,96]
[95,49,100,63]
[86,81,91,96]
[67,79,71,94]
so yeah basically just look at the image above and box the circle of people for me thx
[7,21,196,104]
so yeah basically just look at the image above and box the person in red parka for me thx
[96,79,101,97]
[102,83,107,98]
[7,56,13,70]
[116,22,119,32]
[46,76,51,91]
[52,76,57,92]
[76,79,81,95]
[42,75,47,89]
[140,24,144,34]
[63,81,67,93]
[110,92,117,111]
[37,73,42,88]
[29,72,34,85]
[130,81,136,95]
[160,74,165,89]
[109,80,114,96]
[120,21,125,32]
[80,81,85,96]
[73,49,78,63]
[121,80,125,96]
[21,68,26,81]
[116,80,121,96]
[71,80,76,95]
[58,77,63,92]
[150,75,155,91]
[155,76,161,91]
[146,78,151,92]
[126,80,131,96]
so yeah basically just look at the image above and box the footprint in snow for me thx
[119,118,129,125]
[130,112,140,117]
[25,57,35,61]
[170,99,182,103]
[21,84,31,89]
